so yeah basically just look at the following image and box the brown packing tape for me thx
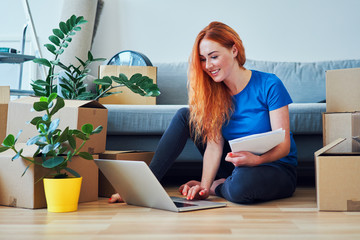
[347,200,360,211]
[98,65,157,105]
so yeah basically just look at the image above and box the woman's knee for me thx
[222,181,257,204]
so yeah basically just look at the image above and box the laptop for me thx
[94,159,227,212]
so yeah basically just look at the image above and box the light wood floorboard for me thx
[1,187,360,239]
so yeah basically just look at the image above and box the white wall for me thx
[2,0,360,90]
[91,0,360,64]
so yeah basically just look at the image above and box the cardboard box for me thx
[322,112,360,153]
[326,68,360,112]
[6,97,108,154]
[0,144,99,209]
[315,138,360,211]
[98,150,154,197]
[0,86,10,144]
[98,65,157,105]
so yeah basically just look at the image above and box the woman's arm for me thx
[226,105,291,166]
[179,136,224,200]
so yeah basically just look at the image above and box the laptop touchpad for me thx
[173,201,197,208]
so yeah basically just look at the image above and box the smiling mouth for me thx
[210,69,220,75]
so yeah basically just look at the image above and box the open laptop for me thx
[94,159,227,212]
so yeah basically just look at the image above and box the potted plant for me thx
[31,14,160,100]
[0,93,102,212]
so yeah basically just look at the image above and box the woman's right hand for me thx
[108,193,124,203]
[179,180,209,200]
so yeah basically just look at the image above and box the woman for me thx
[110,21,297,204]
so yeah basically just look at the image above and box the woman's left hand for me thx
[225,151,261,167]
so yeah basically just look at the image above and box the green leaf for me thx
[49,97,65,116]
[59,21,68,34]
[78,152,93,160]
[92,58,107,62]
[94,76,113,87]
[12,149,23,161]
[48,93,58,103]
[61,42,69,48]
[75,131,88,140]
[129,73,142,83]
[52,28,64,39]
[81,124,93,134]
[56,62,71,72]
[88,51,93,61]
[30,116,42,125]
[42,156,65,168]
[44,44,56,54]
[68,135,76,149]
[21,163,32,177]
[65,167,80,177]
[48,119,60,133]
[0,146,10,153]
[57,127,69,143]
[73,26,81,31]
[38,123,46,133]
[64,37,72,42]
[26,135,41,145]
[75,56,86,67]
[33,58,51,68]
[2,134,15,147]
[91,125,103,135]
[70,15,77,26]
[55,49,64,55]
[49,35,60,46]
[75,16,86,24]
[77,19,88,25]
[42,144,55,154]
[33,101,49,112]
[39,96,48,102]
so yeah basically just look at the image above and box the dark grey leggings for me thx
[149,107,297,204]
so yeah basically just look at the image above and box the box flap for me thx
[0,86,10,104]
[315,138,346,157]
[64,99,106,109]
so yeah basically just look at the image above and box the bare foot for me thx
[108,193,124,203]
[209,178,226,195]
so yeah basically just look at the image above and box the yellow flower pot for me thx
[43,177,82,213]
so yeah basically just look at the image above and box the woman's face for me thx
[199,39,238,83]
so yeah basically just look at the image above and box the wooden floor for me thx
[1,187,360,240]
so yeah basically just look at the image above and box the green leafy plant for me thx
[31,15,92,97]
[31,14,161,100]
[93,73,161,101]
[0,93,102,180]
[58,51,105,100]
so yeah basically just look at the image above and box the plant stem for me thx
[94,85,124,101]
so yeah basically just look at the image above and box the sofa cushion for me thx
[154,62,189,105]
[244,59,360,103]
[289,103,326,134]
[105,105,187,135]
[153,60,360,105]
[106,103,326,136]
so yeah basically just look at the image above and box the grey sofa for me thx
[104,59,360,184]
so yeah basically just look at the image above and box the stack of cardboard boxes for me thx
[315,68,360,211]
[0,90,154,209]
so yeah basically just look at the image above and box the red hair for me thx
[188,21,246,144]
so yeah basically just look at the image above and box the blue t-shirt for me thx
[222,70,297,166]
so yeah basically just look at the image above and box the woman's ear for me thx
[232,44,238,58]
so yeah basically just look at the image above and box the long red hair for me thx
[188,21,246,144]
